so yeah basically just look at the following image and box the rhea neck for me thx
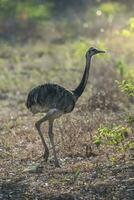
[72,54,92,99]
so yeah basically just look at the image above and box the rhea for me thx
[26,47,105,167]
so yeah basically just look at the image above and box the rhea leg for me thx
[48,120,60,167]
[35,115,49,162]
[35,109,63,164]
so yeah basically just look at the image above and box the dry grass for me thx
[0,1,134,199]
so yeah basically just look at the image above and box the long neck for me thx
[73,56,92,99]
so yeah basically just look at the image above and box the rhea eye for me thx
[90,48,95,52]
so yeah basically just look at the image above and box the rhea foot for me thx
[54,159,61,168]
[43,150,49,162]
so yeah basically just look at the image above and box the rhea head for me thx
[86,47,105,59]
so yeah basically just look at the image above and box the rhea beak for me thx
[96,50,106,54]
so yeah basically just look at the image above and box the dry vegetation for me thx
[0,1,134,199]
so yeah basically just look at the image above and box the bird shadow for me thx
[1,177,30,200]
[0,177,80,200]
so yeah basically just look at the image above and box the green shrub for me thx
[117,80,134,97]
[121,17,134,37]
[93,125,128,146]
[0,1,52,20]
[99,2,125,16]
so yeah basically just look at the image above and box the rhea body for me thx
[26,47,105,167]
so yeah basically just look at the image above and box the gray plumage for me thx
[26,84,76,114]
[26,47,105,167]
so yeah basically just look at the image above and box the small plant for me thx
[126,141,134,149]
[93,135,101,147]
[94,125,128,146]
[117,80,134,97]
[72,167,81,184]
[93,125,130,164]
[115,60,126,78]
